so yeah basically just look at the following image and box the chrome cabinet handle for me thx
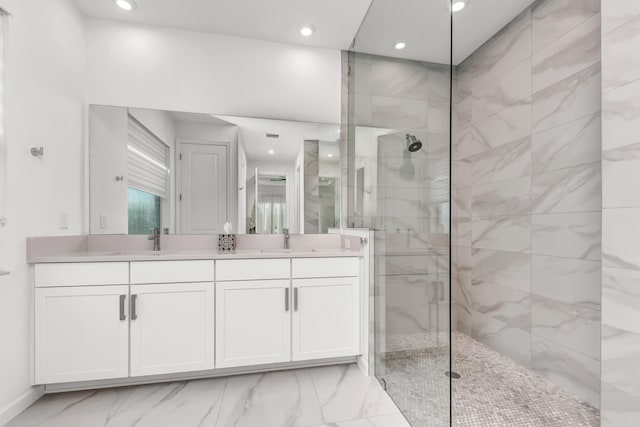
[119,295,126,320]
[294,288,298,311]
[131,294,138,320]
[285,288,290,311]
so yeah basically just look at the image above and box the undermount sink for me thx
[94,248,348,257]
[262,248,295,253]
[263,248,322,254]
[112,250,181,256]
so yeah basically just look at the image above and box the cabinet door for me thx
[130,282,215,377]
[292,277,360,361]
[35,285,129,384]
[216,280,291,368]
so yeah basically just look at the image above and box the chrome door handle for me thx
[119,295,126,320]
[285,288,290,311]
[131,294,138,320]
[294,288,298,311]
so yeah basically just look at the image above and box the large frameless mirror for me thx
[89,106,341,235]
[0,11,6,229]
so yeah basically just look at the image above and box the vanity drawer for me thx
[130,260,214,284]
[292,257,359,279]
[216,259,290,281]
[35,262,129,287]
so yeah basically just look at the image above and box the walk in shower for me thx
[345,0,453,424]
[345,0,603,425]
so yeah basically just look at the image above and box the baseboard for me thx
[357,355,369,376]
[44,357,357,393]
[0,386,44,426]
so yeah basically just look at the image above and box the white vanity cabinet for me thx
[215,280,291,368]
[215,258,291,368]
[291,277,360,361]
[33,255,362,387]
[34,261,215,384]
[34,263,130,384]
[291,258,360,361]
[129,261,215,377]
[215,257,360,369]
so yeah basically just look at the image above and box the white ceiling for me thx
[353,0,536,64]
[215,115,340,163]
[169,111,232,126]
[73,0,536,66]
[71,0,371,50]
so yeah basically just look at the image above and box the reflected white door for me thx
[179,142,228,234]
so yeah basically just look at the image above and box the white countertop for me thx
[28,248,362,264]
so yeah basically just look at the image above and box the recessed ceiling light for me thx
[394,42,407,50]
[452,0,468,12]
[114,0,137,11]
[298,24,315,37]
[328,153,334,158]
[268,149,275,155]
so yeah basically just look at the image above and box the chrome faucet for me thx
[283,228,290,249]
[149,228,161,252]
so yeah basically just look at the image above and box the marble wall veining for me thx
[452,0,602,408]
[304,140,320,233]
[601,1,640,424]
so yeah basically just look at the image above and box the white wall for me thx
[238,140,248,232]
[89,106,128,234]
[0,0,86,422]
[85,19,341,124]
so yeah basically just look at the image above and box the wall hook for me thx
[30,147,44,157]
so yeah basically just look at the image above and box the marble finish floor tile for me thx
[312,413,411,427]
[382,332,600,427]
[8,365,401,427]
[216,369,323,427]
[310,364,400,423]
[7,378,227,427]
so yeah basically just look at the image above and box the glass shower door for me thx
[346,1,452,425]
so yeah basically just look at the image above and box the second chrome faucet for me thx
[283,228,290,249]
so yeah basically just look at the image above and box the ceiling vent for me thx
[266,133,280,139]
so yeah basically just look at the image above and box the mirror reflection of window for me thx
[126,114,170,234]
[127,188,161,235]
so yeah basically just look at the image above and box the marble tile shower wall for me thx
[452,0,602,408]
[601,1,640,424]
[304,141,320,233]
[347,53,451,352]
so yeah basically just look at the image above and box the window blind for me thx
[127,115,170,198]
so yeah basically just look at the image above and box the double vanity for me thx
[27,234,365,391]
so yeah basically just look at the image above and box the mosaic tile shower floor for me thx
[382,332,600,426]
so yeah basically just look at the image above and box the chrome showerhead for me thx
[405,134,423,153]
